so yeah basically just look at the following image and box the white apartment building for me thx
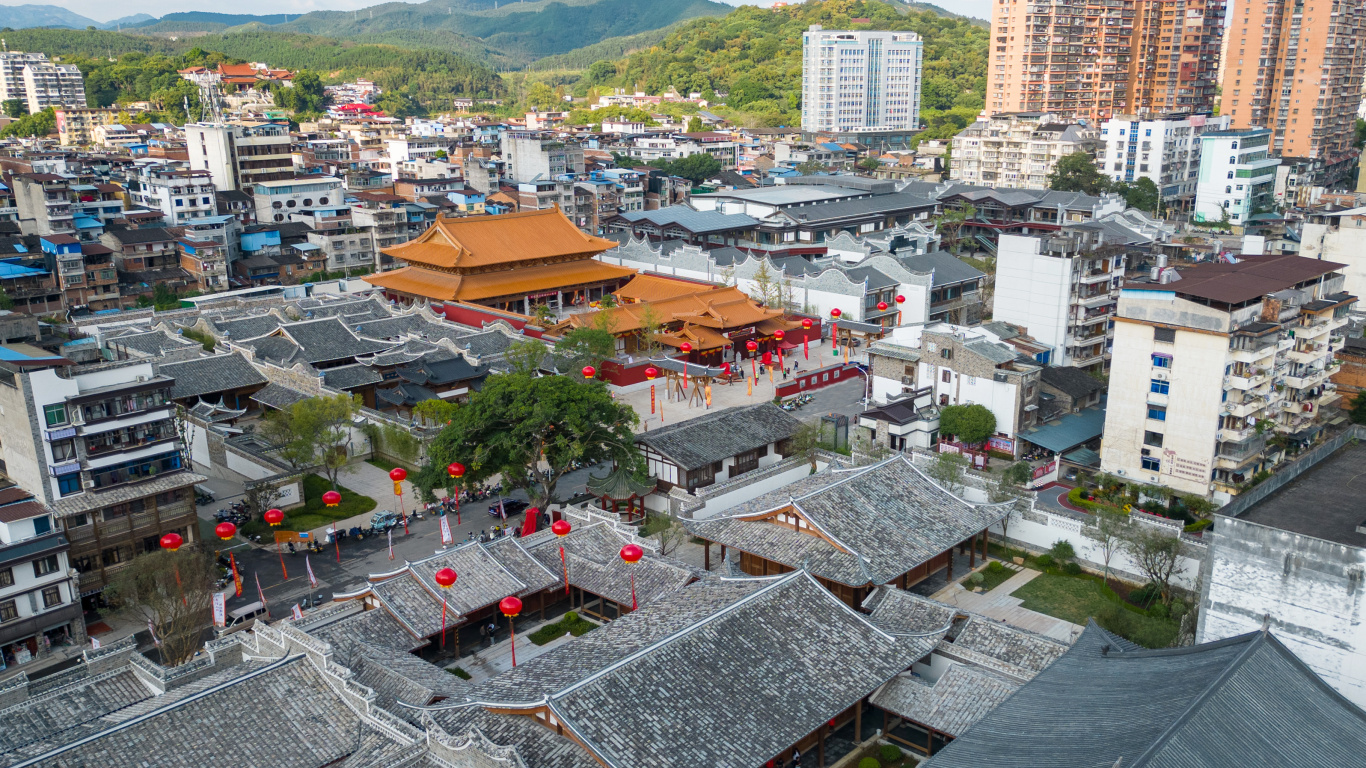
[0,485,82,673]
[1099,255,1354,500]
[1193,128,1280,228]
[994,229,1129,372]
[251,176,344,224]
[800,25,923,133]
[0,52,86,112]
[127,163,216,227]
[307,229,375,273]
[185,122,294,191]
[1096,114,1231,203]
[499,132,584,184]
[952,113,1096,189]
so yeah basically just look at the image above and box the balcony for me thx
[1224,398,1267,418]
[1225,370,1271,390]
[1077,292,1117,309]
[1282,369,1329,390]
[1077,269,1116,285]
[1229,344,1276,364]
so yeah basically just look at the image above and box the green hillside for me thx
[580,0,987,135]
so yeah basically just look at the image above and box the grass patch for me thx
[241,474,376,537]
[978,561,1014,592]
[1011,572,1180,648]
[365,457,415,475]
[448,666,471,680]
[528,611,597,646]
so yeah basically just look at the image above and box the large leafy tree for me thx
[939,403,997,445]
[555,327,617,372]
[106,548,215,666]
[1047,152,1111,196]
[257,393,362,489]
[415,374,639,508]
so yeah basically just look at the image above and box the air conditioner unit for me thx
[1141,448,1150,456]
[1116,469,1127,476]
[83,479,95,488]
[135,375,147,382]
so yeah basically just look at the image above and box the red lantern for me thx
[620,543,643,610]
[774,329,785,340]
[447,462,465,478]
[679,342,693,387]
[434,567,457,649]
[389,467,407,482]
[160,532,183,551]
[582,365,596,380]
[680,342,692,354]
[830,308,842,318]
[322,490,342,507]
[773,329,786,366]
[801,318,813,329]
[644,366,658,380]
[746,340,758,352]
[215,522,236,541]
[895,294,906,304]
[746,338,759,377]
[264,509,284,526]
[501,595,524,666]
[552,520,572,537]
[877,301,888,311]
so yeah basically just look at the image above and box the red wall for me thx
[431,302,544,337]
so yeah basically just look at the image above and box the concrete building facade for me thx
[800,25,923,133]
[1192,129,1280,228]
[186,122,294,191]
[1096,114,1231,203]
[952,114,1096,190]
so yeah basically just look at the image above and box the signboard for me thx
[987,436,1015,454]
[726,327,755,340]
[1031,460,1058,480]
[273,530,311,543]
[212,591,227,628]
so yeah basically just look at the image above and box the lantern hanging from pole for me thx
[877,301,888,311]
[679,342,692,388]
[774,329,785,367]
[830,308,841,352]
[447,462,465,524]
[160,533,183,551]
[500,596,524,667]
[895,293,905,325]
[264,509,284,526]
[582,365,596,380]
[389,467,407,482]
[801,318,813,359]
[215,522,236,541]
[552,519,572,595]
[322,490,342,508]
[746,339,758,378]
[434,567,457,649]
[645,366,658,415]
[620,543,643,610]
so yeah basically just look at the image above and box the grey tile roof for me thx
[963,339,1018,365]
[106,329,199,355]
[349,314,429,339]
[49,470,206,517]
[863,585,957,635]
[871,665,1021,737]
[947,616,1069,677]
[159,352,268,401]
[211,313,284,340]
[462,572,941,768]
[281,317,395,364]
[899,250,987,287]
[925,622,1366,768]
[1040,365,1104,401]
[617,207,758,233]
[307,606,425,664]
[845,265,899,290]
[353,641,470,714]
[455,330,517,358]
[240,334,303,366]
[635,403,802,471]
[0,670,152,755]
[377,381,441,407]
[521,522,696,608]
[300,296,392,322]
[685,456,1013,586]
[323,364,385,390]
[399,357,488,387]
[251,382,312,410]
[431,707,601,768]
[778,191,937,224]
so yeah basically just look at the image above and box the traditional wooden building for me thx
[363,207,637,315]
[684,455,1015,607]
[637,403,803,498]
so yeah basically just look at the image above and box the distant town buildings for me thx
[952,114,1096,190]
[0,51,87,113]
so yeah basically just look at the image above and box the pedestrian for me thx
[792,749,801,766]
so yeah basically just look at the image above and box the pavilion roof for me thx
[561,285,785,335]
[363,259,636,302]
[382,208,617,270]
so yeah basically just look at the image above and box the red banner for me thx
[229,553,243,598]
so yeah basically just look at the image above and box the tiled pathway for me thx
[931,567,1083,643]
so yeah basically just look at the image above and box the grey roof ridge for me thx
[398,538,534,605]
[362,587,428,639]
[501,534,564,583]
[788,498,862,558]
[5,655,302,768]
[544,697,622,768]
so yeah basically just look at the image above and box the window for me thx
[41,585,61,608]
[1147,405,1167,421]
[0,600,16,622]
[0,568,12,587]
[1144,430,1164,448]
[942,370,952,383]
[1154,328,1175,343]
[58,474,82,496]
[1141,456,1162,472]
[50,439,75,462]
[31,554,59,579]
[1152,353,1172,368]
[32,516,50,535]
[1150,379,1170,395]
[43,403,68,427]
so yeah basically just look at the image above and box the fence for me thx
[1218,424,1364,519]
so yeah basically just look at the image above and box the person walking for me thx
[792,749,801,767]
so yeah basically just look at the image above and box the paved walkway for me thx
[455,624,577,684]
[931,568,1083,643]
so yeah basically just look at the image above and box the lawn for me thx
[528,611,597,646]
[241,474,376,537]
[977,562,1016,592]
[1011,572,1180,648]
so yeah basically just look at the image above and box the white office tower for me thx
[801,25,922,133]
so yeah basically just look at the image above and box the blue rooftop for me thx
[0,259,48,279]
[1018,406,1107,453]
[0,345,65,363]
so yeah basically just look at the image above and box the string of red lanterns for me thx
[390,467,409,534]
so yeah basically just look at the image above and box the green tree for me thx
[1118,177,1160,213]
[1350,392,1366,425]
[415,373,639,508]
[257,394,362,489]
[1,107,55,138]
[0,287,12,311]
[934,204,976,253]
[105,548,215,666]
[1047,151,1110,195]
[857,157,882,173]
[686,116,704,133]
[1003,461,1032,487]
[637,302,666,358]
[1089,506,1129,586]
[667,153,721,184]
[505,339,550,377]
[2,99,24,118]
[1356,118,1366,149]
[1121,523,1185,606]
[555,327,617,371]
[928,452,968,495]
[152,283,179,311]
[526,81,559,110]
[585,59,617,86]
[939,403,997,445]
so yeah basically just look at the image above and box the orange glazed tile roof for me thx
[659,324,731,351]
[382,208,617,270]
[363,260,636,302]
[616,274,714,303]
[564,286,785,335]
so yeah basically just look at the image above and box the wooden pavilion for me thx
[584,465,656,523]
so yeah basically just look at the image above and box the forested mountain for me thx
[573,0,986,136]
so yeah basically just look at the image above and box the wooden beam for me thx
[969,533,976,568]
[818,725,826,768]
[703,541,710,571]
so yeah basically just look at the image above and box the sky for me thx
[51,0,990,27]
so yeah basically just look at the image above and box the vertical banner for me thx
[388,529,395,561]
[229,553,243,598]
[305,555,318,588]
[440,514,453,545]
[255,573,269,617]
[91,636,101,650]
[213,591,227,627]
[148,620,160,647]
[292,603,303,621]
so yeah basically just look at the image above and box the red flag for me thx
[229,552,243,598]
[521,508,538,537]
[305,555,318,588]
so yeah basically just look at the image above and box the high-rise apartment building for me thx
[0,52,87,113]
[1220,0,1366,182]
[1192,128,1280,227]
[185,122,294,191]
[800,25,923,133]
[1096,114,1230,204]
[987,0,1224,121]
[952,113,1096,189]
